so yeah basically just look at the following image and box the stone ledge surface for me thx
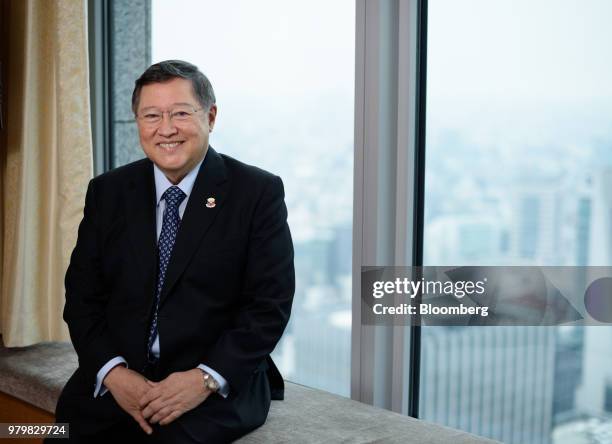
[0,341,498,443]
[0,341,76,413]
[237,381,499,444]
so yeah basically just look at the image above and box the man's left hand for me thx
[139,369,212,425]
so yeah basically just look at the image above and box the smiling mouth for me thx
[157,141,184,151]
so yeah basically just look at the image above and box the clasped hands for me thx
[104,366,212,435]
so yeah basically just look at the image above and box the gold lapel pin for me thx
[206,197,216,208]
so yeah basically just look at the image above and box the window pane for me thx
[422,1,612,442]
[152,0,355,396]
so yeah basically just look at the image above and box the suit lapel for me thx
[159,147,229,307]
[125,160,158,299]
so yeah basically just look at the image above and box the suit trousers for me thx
[45,361,233,444]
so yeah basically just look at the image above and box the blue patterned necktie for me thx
[147,185,187,363]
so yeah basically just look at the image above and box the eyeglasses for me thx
[136,106,204,126]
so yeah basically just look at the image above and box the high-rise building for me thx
[512,177,565,265]
[421,326,555,444]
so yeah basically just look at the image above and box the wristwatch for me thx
[200,370,220,392]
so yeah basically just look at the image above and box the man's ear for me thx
[208,105,218,131]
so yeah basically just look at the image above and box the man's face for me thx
[136,77,217,184]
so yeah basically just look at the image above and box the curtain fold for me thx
[2,0,93,346]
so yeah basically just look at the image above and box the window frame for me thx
[352,0,427,416]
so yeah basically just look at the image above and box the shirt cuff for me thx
[94,356,128,398]
[197,364,229,398]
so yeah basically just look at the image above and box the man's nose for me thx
[157,114,178,136]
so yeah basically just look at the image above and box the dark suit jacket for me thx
[56,147,295,441]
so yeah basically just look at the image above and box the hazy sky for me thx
[426,0,612,147]
[152,0,355,101]
[428,0,612,102]
[153,0,612,102]
[151,0,612,149]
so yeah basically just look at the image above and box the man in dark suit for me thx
[48,60,294,443]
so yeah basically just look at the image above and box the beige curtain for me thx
[2,0,93,346]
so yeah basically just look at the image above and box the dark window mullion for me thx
[408,0,428,419]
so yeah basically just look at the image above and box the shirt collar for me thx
[153,157,204,206]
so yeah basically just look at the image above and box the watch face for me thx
[203,373,218,391]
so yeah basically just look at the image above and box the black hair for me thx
[131,60,216,114]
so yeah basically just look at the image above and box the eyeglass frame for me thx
[135,105,208,126]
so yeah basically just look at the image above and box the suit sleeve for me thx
[63,179,121,387]
[201,175,295,394]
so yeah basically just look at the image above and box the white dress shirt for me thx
[94,156,229,398]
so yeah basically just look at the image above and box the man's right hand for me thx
[103,366,153,435]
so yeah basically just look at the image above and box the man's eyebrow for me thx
[139,102,195,111]
[139,106,158,112]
